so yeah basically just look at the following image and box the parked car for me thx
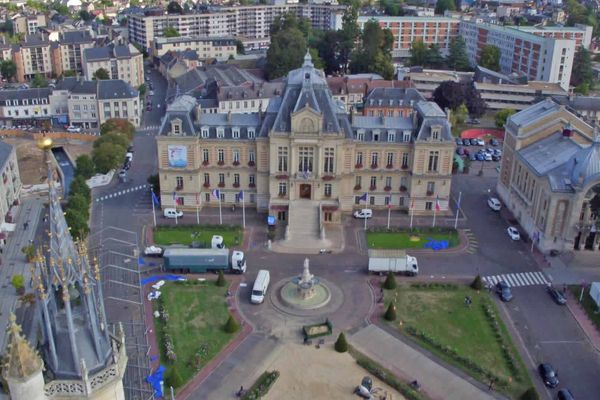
[144,245,164,257]
[492,154,501,162]
[507,226,521,241]
[146,105,152,111]
[127,145,134,152]
[163,208,183,219]
[476,153,485,161]
[493,149,502,157]
[455,137,463,146]
[484,152,493,161]
[495,281,513,302]
[149,90,155,96]
[476,138,485,146]
[469,153,477,161]
[353,209,373,219]
[487,197,501,211]
[470,138,478,146]
[462,138,471,146]
[463,148,470,156]
[538,363,559,388]
[456,147,465,156]
[546,285,567,305]
[490,138,499,146]
[118,169,127,178]
[66,125,81,133]
[557,388,574,400]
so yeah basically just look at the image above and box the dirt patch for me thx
[3,137,93,185]
[264,342,404,400]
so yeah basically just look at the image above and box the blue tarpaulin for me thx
[423,238,449,251]
[140,274,186,286]
[146,365,165,398]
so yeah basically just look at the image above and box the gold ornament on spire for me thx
[36,136,53,151]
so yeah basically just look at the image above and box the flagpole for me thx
[364,193,368,231]
[454,191,462,230]
[242,191,246,229]
[387,197,391,230]
[151,188,156,227]
[410,198,414,229]
[218,194,222,225]
[196,193,200,224]
[432,202,437,228]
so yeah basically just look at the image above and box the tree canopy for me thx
[446,37,471,71]
[92,142,126,174]
[31,73,48,88]
[435,0,455,15]
[75,154,95,179]
[479,45,501,72]
[349,19,394,79]
[167,1,183,14]
[571,47,594,88]
[0,60,16,81]
[266,14,308,79]
[100,119,136,140]
[495,108,516,128]
[93,67,110,80]
[433,81,486,118]
[163,26,180,37]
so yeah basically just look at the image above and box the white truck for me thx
[368,249,419,276]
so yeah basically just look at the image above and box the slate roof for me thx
[70,80,98,94]
[364,88,425,108]
[0,140,13,170]
[553,95,600,112]
[97,79,138,99]
[509,98,562,129]
[60,30,94,44]
[0,88,52,101]
[84,44,136,61]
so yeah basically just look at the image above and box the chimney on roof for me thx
[227,111,232,122]
[562,122,572,138]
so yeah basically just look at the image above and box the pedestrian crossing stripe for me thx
[483,271,549,288]
[96,184,148,202]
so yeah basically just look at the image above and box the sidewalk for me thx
[565,290,600,352]
[350,325,502,400]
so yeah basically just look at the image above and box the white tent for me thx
[589,282,600,309]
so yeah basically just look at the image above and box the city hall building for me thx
[156,53,455,230]
[498,98,600,253]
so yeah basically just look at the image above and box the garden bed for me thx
[302,319,333,340]
[241,371,280,400]
[152,280,238,390]
[382,283,534,399]
[153,224,243,247]
[367,227,459,250]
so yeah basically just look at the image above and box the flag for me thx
[196,193,200,205]
[358,192,368,202]
[212,189,221,199]
[172,191,176,200]
[387,195,393,209]
[435,196,441,211]
[410,198,415,209]
[151,191,160,206]
[176,197,183,205]
[238,190,244,200]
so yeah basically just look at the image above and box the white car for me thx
[66,125,81,133]
[487,197,501,211]
[476,138,485,146]
[144,246,164,257]
[163,208,183,219]
[353,209,373,219]
[149,90,155,96]
[507,227,521,241]
[484,152,493,161]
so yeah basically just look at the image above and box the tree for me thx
[380,0,404,16]
[70,175,91,202]
[383,271,397,290]
[266,27,306,79]
[433,81,467,111]
[435,0,455,15]
[465,84,486,118]
[138,83,146,97]
[94,132,130,149]
[223,314,240,333]
[75,154,95,179]
[65,208,90,239]
[163,26,180,38]
[100,119,136,140]
[235,39,245,55]
[334,332,348,353]
[447,37,470,71]
[166,0,182,14]
[165,369,184,388]
[215,270,227,287]
[426,44,444,68]
[338,6,359,73]
[574,82,591,95]
[479,45,500,72]
[349,20,394,79]
[0,60,16,81]
[21,245,35,262]
[471,275,484,291]
[68,194,90,219]
[384,302,397,321]
[519,387,540,400]
[571,47,593,87]
[63,70,76,77]
[78,10,93,21]
[409,40,428,66]
[92,67,110,80]
[495,108,516,128]
[92,142,126,173]
[148,173,161,196]
[454,103,468,124]
[31,73,48,88]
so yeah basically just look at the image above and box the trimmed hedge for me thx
[241,370,280,400]
[367,226,457,235]
[348,347,427,400]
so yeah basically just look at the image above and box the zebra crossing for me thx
[95,184,149,202]
[483,271,550,288]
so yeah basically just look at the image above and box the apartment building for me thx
[13,14,47,35]
[460,20,575,90]
[357,16,460,58]
[0,88,53,125]
[0,141,21,249]
[128,4,345,50]
[396,68,473,98]
[517,24,593,49]
[82,43,144,87]
[475,81,567,110]
[157,53,455,230]
[497,99,600,252]
[12,34,53,82]
[152,36,237,60]
[58,30,95,74]
[68,79,140,128]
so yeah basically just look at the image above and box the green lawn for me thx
[153,281,237,390]
[366,229,459,249]
[569,285,600,332]
[153,225,243,247]
[384,284,533,398]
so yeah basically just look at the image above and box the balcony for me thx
[203,182,210,188]
[399,185,407,192]
[233,161,240,166]
[233,182,240,188]
[370,164,378,169]
[369,185,376,191]
[386,164,393,169]
[247,160,255,167]
[355,163,363,169]
[384,186,392,192]
[218,182,225,188]
[354,185,361,191]
[426,191,434,196]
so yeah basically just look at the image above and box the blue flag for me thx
[358,192,368,202]
[151,190,160,206]
[212,189,221,199]
[238,190,244,200]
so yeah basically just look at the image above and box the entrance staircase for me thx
[271,200,332,253]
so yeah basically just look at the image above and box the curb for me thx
[565,290,600,353]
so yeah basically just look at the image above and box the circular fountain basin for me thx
[280,281,331,310]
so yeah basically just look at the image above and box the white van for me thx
[353,209,373,219]
[251,270,270,304]
[163,208,183,219]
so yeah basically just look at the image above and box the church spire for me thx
[302,49,313,68]
[2,314,43,380]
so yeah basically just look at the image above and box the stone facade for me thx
[0,141,22,241]
[497,98,600,253]
[157,55,455,227]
